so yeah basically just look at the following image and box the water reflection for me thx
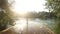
[13,18,54,34]
[13,18,27,32]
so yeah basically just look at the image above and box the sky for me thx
[13,0,48,14]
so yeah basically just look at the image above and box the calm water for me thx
[13,18,54,33]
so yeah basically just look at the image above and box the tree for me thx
[45,0,60,18]
[0,0,15,31]
[45,0,60,34]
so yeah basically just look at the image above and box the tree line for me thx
[17,11,57,19]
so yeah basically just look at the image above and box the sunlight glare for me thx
[14,0,46,14]
[14,19,26,31]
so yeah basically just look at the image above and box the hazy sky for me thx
[14,0,48,14]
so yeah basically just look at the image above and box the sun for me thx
[13,0,28,15]
[13,0,47,14]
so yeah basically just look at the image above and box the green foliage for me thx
[54,19,60,34]
[45,0,60,18]
[45,0,60,34]
[0,0,14,31]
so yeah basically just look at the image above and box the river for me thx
[12,18,55,34]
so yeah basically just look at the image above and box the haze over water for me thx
[13,18,54,34]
